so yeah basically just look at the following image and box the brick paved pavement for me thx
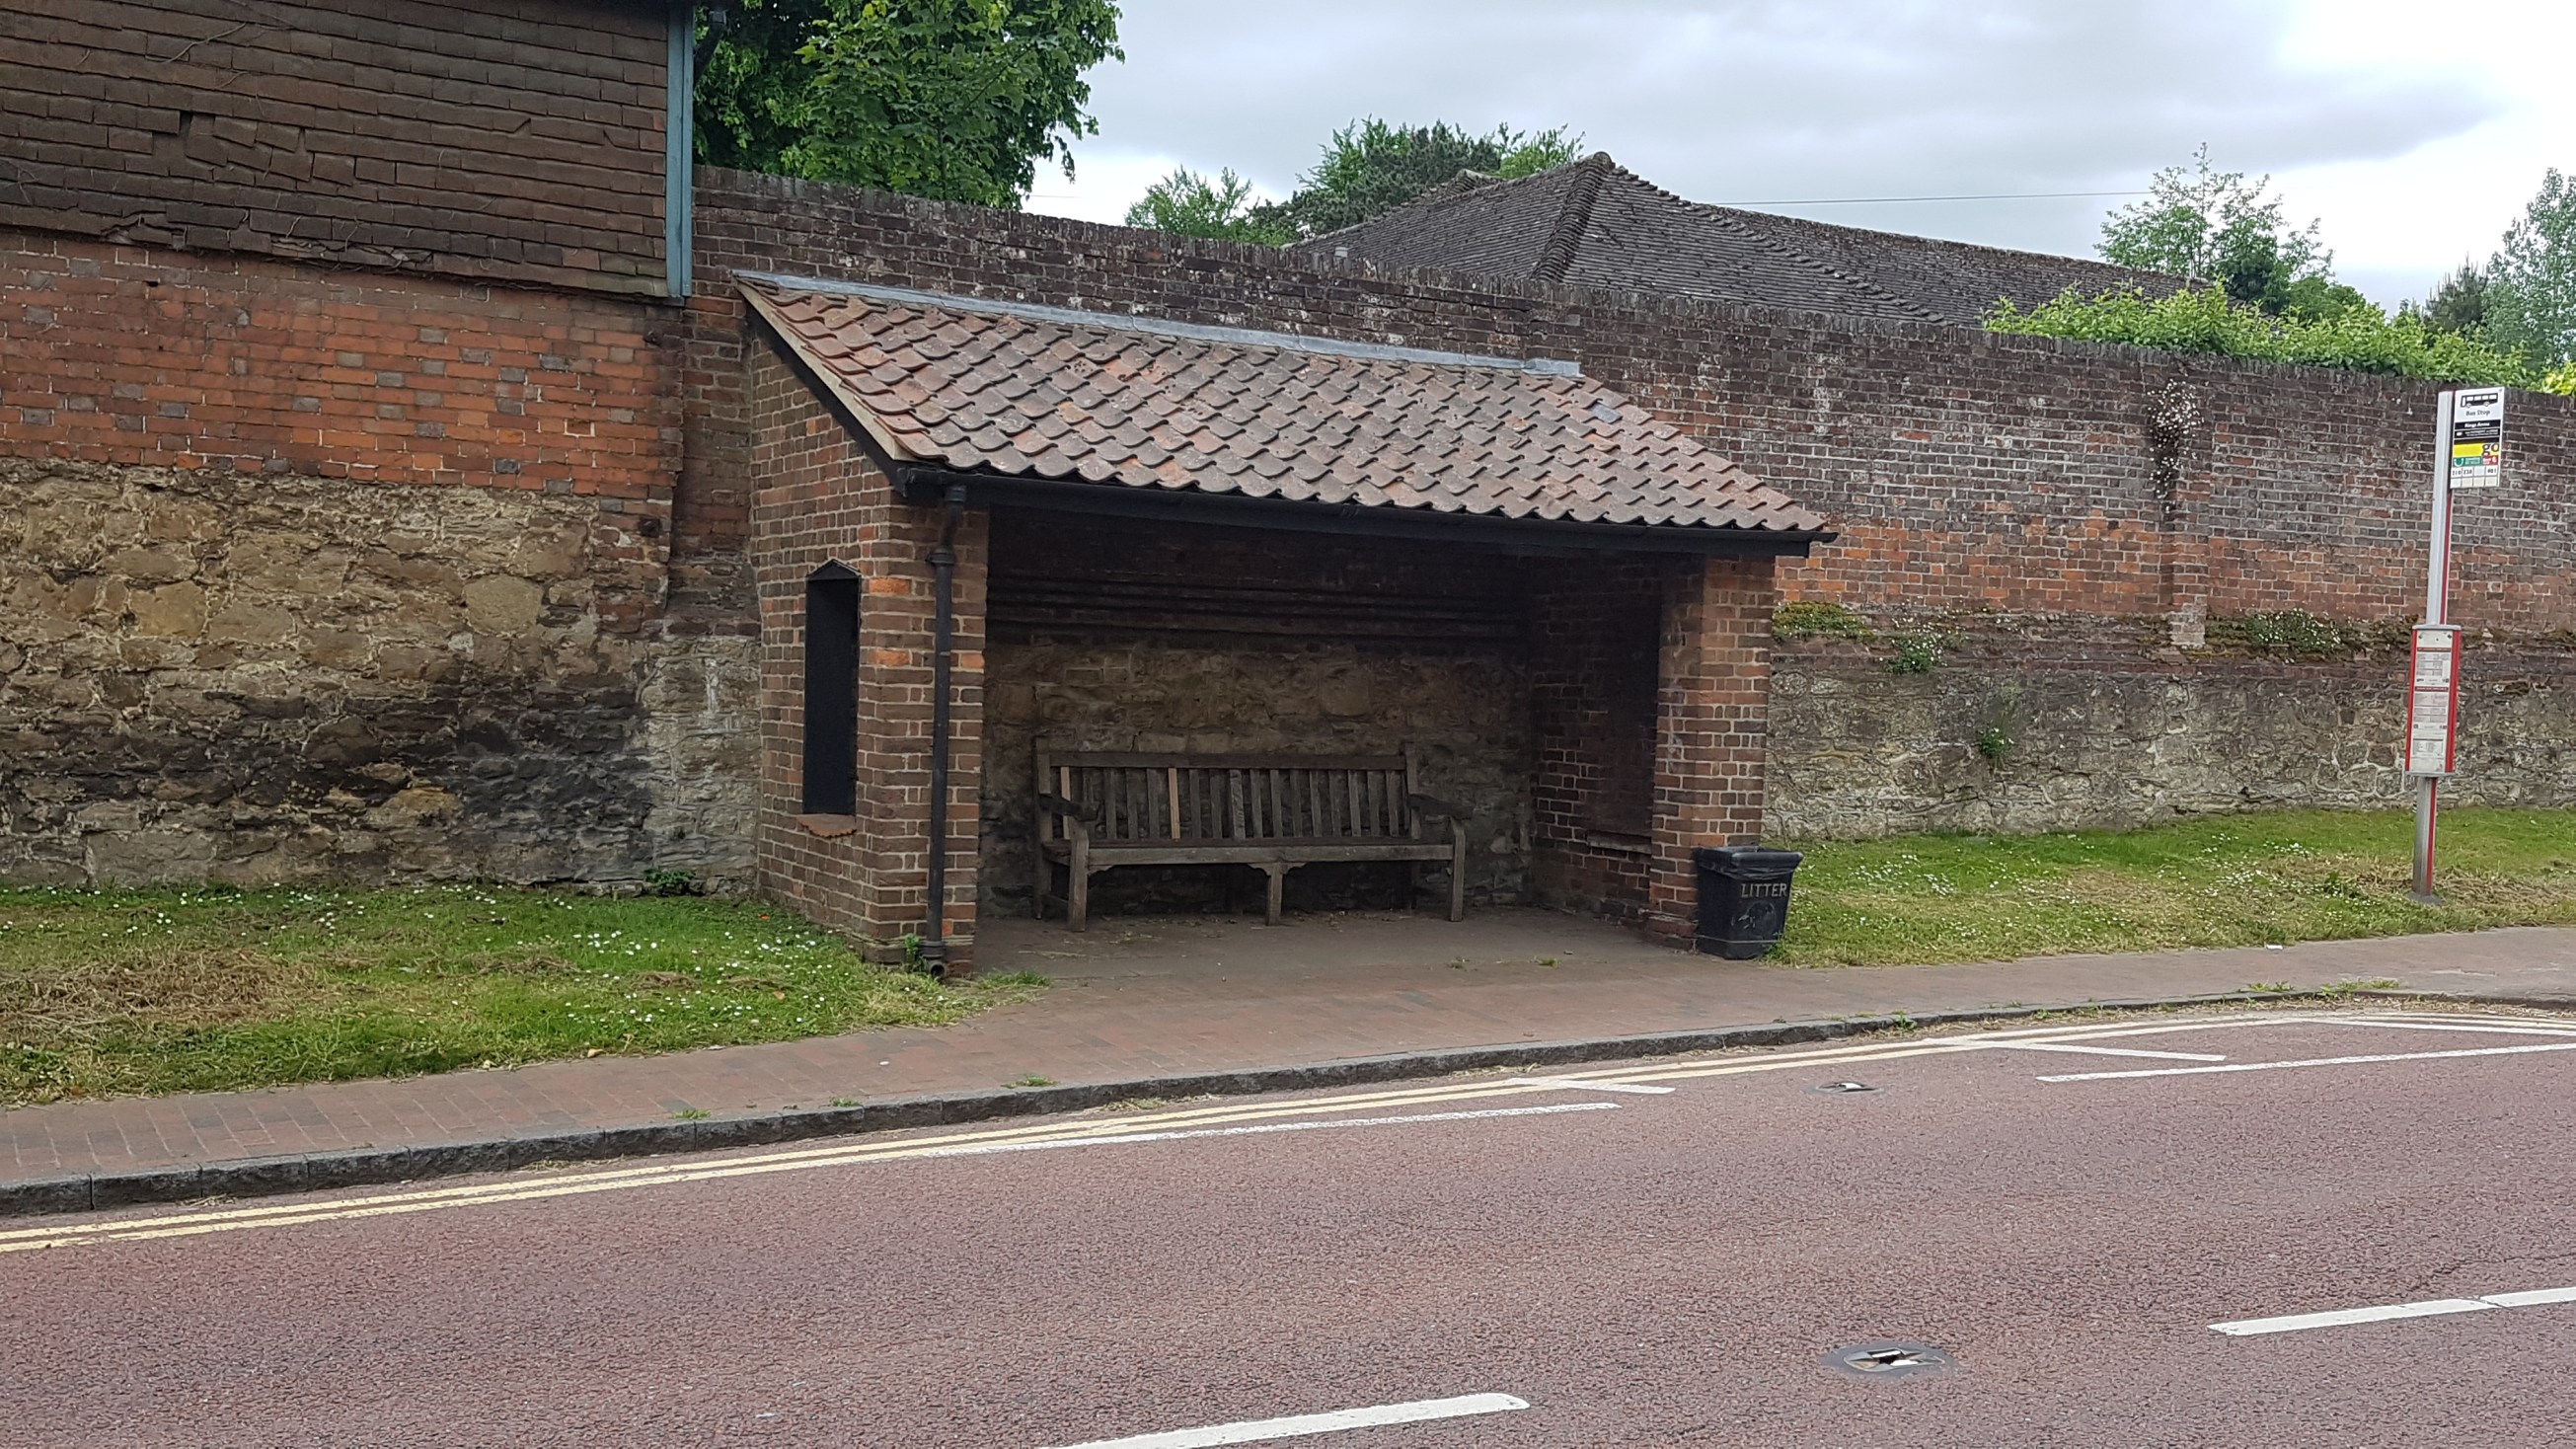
[8,909,2575,1190]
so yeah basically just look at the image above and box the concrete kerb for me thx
[6,986,2560,1219]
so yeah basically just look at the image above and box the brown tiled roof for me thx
[741,277,1825,538]
[1305,154,2189,327]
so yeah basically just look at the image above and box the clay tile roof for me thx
[741,276,1823,539]
[1303,154,2189,328]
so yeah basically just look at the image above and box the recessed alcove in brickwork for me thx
[978,512,1537,921]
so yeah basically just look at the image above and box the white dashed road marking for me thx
[2328,1010,2576,1030]
[1037,1393,1531,1448]
[2214,1284,2576,1336]
[2036,1040,2576,1083]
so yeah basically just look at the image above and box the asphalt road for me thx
[9,1007,2576,1448]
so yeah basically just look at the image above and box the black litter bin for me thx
[1694,846,1804,958]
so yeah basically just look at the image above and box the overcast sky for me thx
[1025,0,2576,309]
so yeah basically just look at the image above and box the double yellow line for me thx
[0,1011,2328,1254]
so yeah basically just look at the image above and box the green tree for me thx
[694,0,832,175]
[1124,167,1296,245]
[2099,145,2363,320]
[2413,262,2490,338]
[694,0,1122,209]
[2485,169,2576,367]
[1249,119,1582,240]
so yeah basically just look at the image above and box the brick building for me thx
[4,3,2571,968]
[1297,152,2187,326]
[736,279,1819,958]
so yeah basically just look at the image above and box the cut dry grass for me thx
[1775,806,2576,966]
[0,884,1038,1106]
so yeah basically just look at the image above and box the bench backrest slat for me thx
[1038,744,1425,845]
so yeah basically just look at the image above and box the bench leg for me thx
[1033,852,1047,920]
[1069,833,1091,933]
[1449,824,1468,922]
[1263,865,1287,927]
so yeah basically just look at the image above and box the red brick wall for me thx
[1529,555,1780,937]
[1645,555,1779,939]
[683,171,2575,636]
[1529,560,1666,920]
[749,341,986,966]
[1,0,674,295]
[0,230,679,629]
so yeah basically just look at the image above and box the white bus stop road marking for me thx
[2037,1039,2576,1083]
[2214,1285,2576,1336]
[0,1102,1617,1256]
[912,1103,1619,1161]
[2319,1017,2576,1038]
[1505,1076,1677,1094]
[1037,1393,1530,1449]
[1966,1041,2227,1062]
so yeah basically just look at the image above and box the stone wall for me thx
[638,633,762,886]
[983,639,1532,919]
[1767,628,2576,839]
[0,458,683,885]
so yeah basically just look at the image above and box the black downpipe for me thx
[919,484,966,974]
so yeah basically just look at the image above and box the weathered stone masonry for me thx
[1767,631,2576,839]
[0,456,659,885]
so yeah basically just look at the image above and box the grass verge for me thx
[1776,806,2576,967]
[0,884,1039,1107]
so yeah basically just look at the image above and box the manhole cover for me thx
[1825,1341,1953,1379]
[1814,1081,1880,1094]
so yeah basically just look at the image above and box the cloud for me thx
[1039,0,2502,285]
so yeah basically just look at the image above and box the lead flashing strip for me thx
[734,272,1583,377]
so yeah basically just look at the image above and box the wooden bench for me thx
[1032,744,1469,931]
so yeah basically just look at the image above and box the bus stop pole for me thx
[2413,391,2456,902]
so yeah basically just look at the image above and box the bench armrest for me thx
[1036,792,1101,825]
[1407,793,1468,821]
